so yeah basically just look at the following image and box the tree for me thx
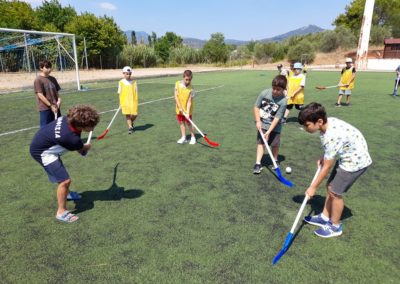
[334,0,400,37]
[202,33,229,63]
[154,32,183,63]
[0,0,39,29]
[65,13,127,68]
[287,40,316,63]
[35,0,76,32]
[131,31,137,45]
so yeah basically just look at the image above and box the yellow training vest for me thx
[339,67,355,90]
[287,74,305,105]
[175,81,194,115]
[119,79,138,115]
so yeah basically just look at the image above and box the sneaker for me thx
[304,213,329,227]
[67,191,82,201]
[335,103,341,107]
[314,221,343,238]
[128,127,134,134]
[253,164,262,174]
[177,136,187,144]
[344,102,351,106]
[189,136,196,145]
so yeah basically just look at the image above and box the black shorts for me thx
[256,130,280,147]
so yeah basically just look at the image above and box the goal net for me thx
[0,28,81,93]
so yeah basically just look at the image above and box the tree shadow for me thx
[134,123,154,132]
[72,163,144,214]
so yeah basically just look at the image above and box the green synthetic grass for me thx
[0,70,399,283]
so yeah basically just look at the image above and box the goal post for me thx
[0,27,81,91]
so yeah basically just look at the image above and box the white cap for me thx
[345,58,352,63]
[122,66,132,73]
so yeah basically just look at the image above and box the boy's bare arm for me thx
[37,92,57,113]
[305,158,335,197]
[254,106,262,130]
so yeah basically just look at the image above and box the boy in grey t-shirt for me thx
[253,75,288,174]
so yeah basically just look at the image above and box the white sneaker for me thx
[177,136,187,144]
[189,136,196,145]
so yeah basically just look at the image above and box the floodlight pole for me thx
[355,0,375,70]
[72,35,81,90]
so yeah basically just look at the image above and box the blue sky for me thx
[24,0,353,40]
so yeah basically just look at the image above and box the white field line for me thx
[0,85,224,137]
[1,81,214,100]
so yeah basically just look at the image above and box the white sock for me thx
[320,213,329,221]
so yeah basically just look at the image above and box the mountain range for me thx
[125,25,325,48]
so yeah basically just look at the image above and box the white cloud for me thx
[99,2,117,11]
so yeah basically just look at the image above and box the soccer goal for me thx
[0,27,81,93]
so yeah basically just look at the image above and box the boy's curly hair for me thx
[67,105,100,128]
[298,102,327,125]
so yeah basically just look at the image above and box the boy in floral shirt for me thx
[298,102,372,238]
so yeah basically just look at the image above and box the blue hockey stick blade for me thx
[272,233,294,265]
[276,168,294,187]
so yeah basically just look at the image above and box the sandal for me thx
[56,210,79,223]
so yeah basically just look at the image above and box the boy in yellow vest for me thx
[175,70,196,144]
[282,62,306,123]
[118,66,138,134]
[336,58,356,107]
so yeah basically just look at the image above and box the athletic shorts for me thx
[338,89,352,96]
[286,104,304,110]
[327,162,368,195]
[176,114,192,124]
[257,129,280,147]
[43,159,70,183]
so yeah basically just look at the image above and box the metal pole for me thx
[83,37,89,70]
[23,33,31,72]
[57,40,63,72]
[72,35,81,90]
[31,49,37,76]
[0,54,4,72]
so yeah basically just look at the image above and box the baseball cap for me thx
[345,58,352,63]
[122,66,132,73]
[293,62,303,69]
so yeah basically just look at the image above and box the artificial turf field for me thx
[0,70,399,283]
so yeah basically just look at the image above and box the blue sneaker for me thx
[304,214,329,227]
[67,191,82,201]
[314,221,343,238]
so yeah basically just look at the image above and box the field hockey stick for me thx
[81,131,93,157]
[183,113,220,147]
[393,77,399,96]
[315,84,346,90]
[272,165,321,265]
[97,106,121,140]
[259,129,293,187]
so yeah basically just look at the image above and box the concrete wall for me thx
[368,59,400,71]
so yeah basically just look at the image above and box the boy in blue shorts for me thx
[30,105,100,223]
[253,75,288,174]
[298,102,372,237]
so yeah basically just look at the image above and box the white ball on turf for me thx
[285,166,292,174]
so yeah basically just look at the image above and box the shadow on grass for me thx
[292,194,353,221]
[286,116,299,124]
[134,123,154,132]
[73,163,144,214]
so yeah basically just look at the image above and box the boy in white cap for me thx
[282,62,306,123]
[118,66,138,134]
[336,58,356,107]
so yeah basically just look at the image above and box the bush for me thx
[370,25,392,45]
[119,44,157,67]
[319,31,340,52]
[287,40,315,63]
[169,46,204,64]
